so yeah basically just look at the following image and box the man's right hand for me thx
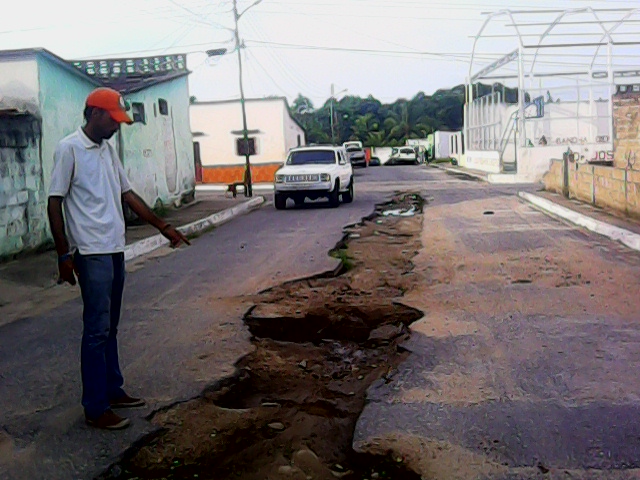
[58,258,77,285]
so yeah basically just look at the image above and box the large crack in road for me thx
[100,194,426,480]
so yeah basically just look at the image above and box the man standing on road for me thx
[47,87,190,430]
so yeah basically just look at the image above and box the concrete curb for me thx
[432,163,489,182]
[518,191,640,252]
[124,196,265,261]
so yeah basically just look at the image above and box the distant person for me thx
[47,87,190,430]
[539,135,548,146]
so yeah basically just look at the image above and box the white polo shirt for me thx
[49,128,132,255]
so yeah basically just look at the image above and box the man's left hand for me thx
[161,226,191,248]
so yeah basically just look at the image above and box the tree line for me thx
[289,83,520,147]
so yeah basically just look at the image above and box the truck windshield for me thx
[287,151,336,165]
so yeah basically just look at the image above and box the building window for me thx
[236,137,257,156]
[297,134,301,146]
[131,102,146,124]
[158,98,169,115]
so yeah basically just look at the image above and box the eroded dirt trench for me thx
[103,194,426,480]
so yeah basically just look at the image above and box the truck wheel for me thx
[274,193,287,210]
[328,181,340,208]
[342,178,354,203]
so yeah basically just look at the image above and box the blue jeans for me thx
[74,253,126,419]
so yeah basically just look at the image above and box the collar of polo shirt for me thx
[78,127,104,149]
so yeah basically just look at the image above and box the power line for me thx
[244,16,326,97]
[257,10,482,22]
[245,48,292,97]
[244,39,490,61]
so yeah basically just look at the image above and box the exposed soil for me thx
[100,194,426,480]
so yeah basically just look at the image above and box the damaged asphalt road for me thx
[354,174,640,479]
[0,166,433,480]
[5,167,640,479]
[102,193,427,480]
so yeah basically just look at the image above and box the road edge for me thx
[518,191,640,252]
[429,163,489,182]
[124,196,266,261]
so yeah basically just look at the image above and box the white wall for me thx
[0,58,40,115]
[435,132,449,158]
[191,98,299,167]
[525,101,611,147]
[371,146,394,164]
[282,101,306,152]
[467,98,611,152]
[461,150,501,173]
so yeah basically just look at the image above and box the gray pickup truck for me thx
[343,141,367,168]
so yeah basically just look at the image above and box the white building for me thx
[190,97,306,184]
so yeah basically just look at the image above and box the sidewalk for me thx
[430,162,490,181]
[0,191,264,327]
[519,190,640,252]
[431,163,542,184]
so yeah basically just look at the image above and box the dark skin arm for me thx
[122,191,191,248]
[47,193,190,286]
[47,196,77,285]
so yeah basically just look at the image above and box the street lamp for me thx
[330,83,348,145]
[233,0,262,197]
[207,0,262,197]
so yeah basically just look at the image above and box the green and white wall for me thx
[0,50,195,258]
[121,76,195,209]
[0,51,97,258]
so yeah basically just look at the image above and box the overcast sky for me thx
[1,0,638,107]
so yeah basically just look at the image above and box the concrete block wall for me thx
[0,114,47,258]
[593,165,627,212]
[613,90,640,170]
[542,159,563,192]
[542,86,640,217]
[570,164,594,204]
[543,161,640,218]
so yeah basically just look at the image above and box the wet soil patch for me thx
[102,193,425,480]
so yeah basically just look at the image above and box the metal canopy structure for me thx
[470,8,640,81]
[465,7,640,170]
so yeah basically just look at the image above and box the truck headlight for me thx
[320,173,330,182]
[275,174,285,183]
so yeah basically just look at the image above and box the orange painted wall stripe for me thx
[201,163,282,184]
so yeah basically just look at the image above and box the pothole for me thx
[101,193,426,480]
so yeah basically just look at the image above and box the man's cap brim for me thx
[109,109,134,125]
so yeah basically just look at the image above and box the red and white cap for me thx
[85,87,133,124]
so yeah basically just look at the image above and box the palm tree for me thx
[351,113,378,143]
[366,130,386,147]
[384,102,433,143]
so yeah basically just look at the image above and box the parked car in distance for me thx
[369,157,381,166]
[274,145,354,210]
[343,141,367,168]
[387,146,421,165]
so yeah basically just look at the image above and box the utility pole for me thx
[329,83,347,145]
[330,84,336,145]
[232,0,261,197]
